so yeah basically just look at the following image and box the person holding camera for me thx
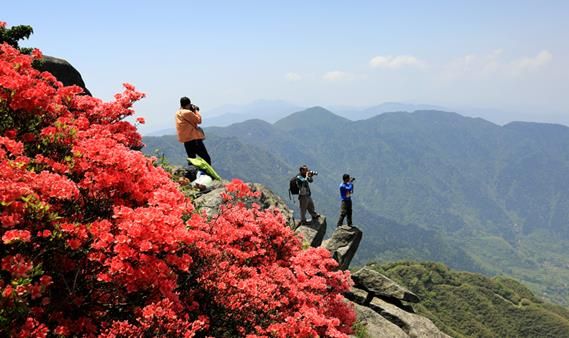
[296,165,320,225]
[175,96,211,165]
[337,174,355,227]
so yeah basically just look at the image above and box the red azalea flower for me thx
[2,229,32,244]
[0,40,354,336]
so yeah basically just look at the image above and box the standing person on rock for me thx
[175,96,211,165]
[337,173,354,227]
[296,165,320,225]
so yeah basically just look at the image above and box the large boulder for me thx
[348,289,451,338]
[352,268,420,305]
[323,225,362,270]
[295,216,327,247]
[35,55,91,95]
[351,303,408,338]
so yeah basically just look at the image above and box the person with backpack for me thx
[294,165,320,225]
[337,174,355,227]
[175,96,211,165]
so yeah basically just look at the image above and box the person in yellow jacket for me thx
[175,96,211,164]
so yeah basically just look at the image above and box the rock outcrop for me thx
[190,182,227,217]
[351,303,408,338]
[352,268,420,306]
[289,216,450,336]
[190,180,452,337]
[294,216,327,247]
[323,225,362,271]
[35,55,91,95]
[349,288,451,338]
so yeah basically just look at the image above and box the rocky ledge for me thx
[195,181,451,337]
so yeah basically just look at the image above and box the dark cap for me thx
[180,96,191,107]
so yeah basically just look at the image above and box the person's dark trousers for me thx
[337,200,352,227]
[184,139,211,165]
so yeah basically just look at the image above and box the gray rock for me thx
[349,289,451,338]
[193,186,226,217]
[249,183,294,227]
[351,302,408,338]
[35,55,91,95]
[353,268,420,304]
[295,216,327,247]
[323,225,362,270]
[192,182,294,226]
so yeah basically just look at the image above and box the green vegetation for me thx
[352,320,370,338]
[0,22,34,54]
[369,261,569,338]
[143,108,569,306]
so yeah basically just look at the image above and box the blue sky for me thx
[3,1,569,132]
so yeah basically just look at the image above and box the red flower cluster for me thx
[0,40,355,337]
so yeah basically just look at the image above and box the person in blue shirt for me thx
[337,174,355,227]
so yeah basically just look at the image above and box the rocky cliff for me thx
[191,181,451,337]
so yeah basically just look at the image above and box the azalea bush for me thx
[0,27,355,337]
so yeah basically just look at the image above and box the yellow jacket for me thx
[175,108,205,143]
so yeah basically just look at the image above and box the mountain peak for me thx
[274,106,350,131]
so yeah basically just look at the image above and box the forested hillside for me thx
[370,261,569,338]
[143,107,569,305]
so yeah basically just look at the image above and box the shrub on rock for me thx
[0,39,355,337]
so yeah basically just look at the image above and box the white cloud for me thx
[442,49,552,80]
[511,50,552,74]
[323,71,352,81]
[444,49,503,79]
[285,72,302,81]
[369,55,426,69]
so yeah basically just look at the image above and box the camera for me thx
[191,104,200,111]
[350,177,356,182]
[308,170,318,176]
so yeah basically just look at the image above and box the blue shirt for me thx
[339,182,353,201]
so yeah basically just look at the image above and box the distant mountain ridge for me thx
[143,101,452,136]
[143,100,568,136]
[142,106,569,306]
[331,102,447,121]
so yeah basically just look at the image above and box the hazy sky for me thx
[3,1,569,132]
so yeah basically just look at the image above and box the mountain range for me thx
[142,107,569,306]
[143,101,447,136]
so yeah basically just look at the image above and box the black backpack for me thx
[184,165,199,181]
[288,176,299,198]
